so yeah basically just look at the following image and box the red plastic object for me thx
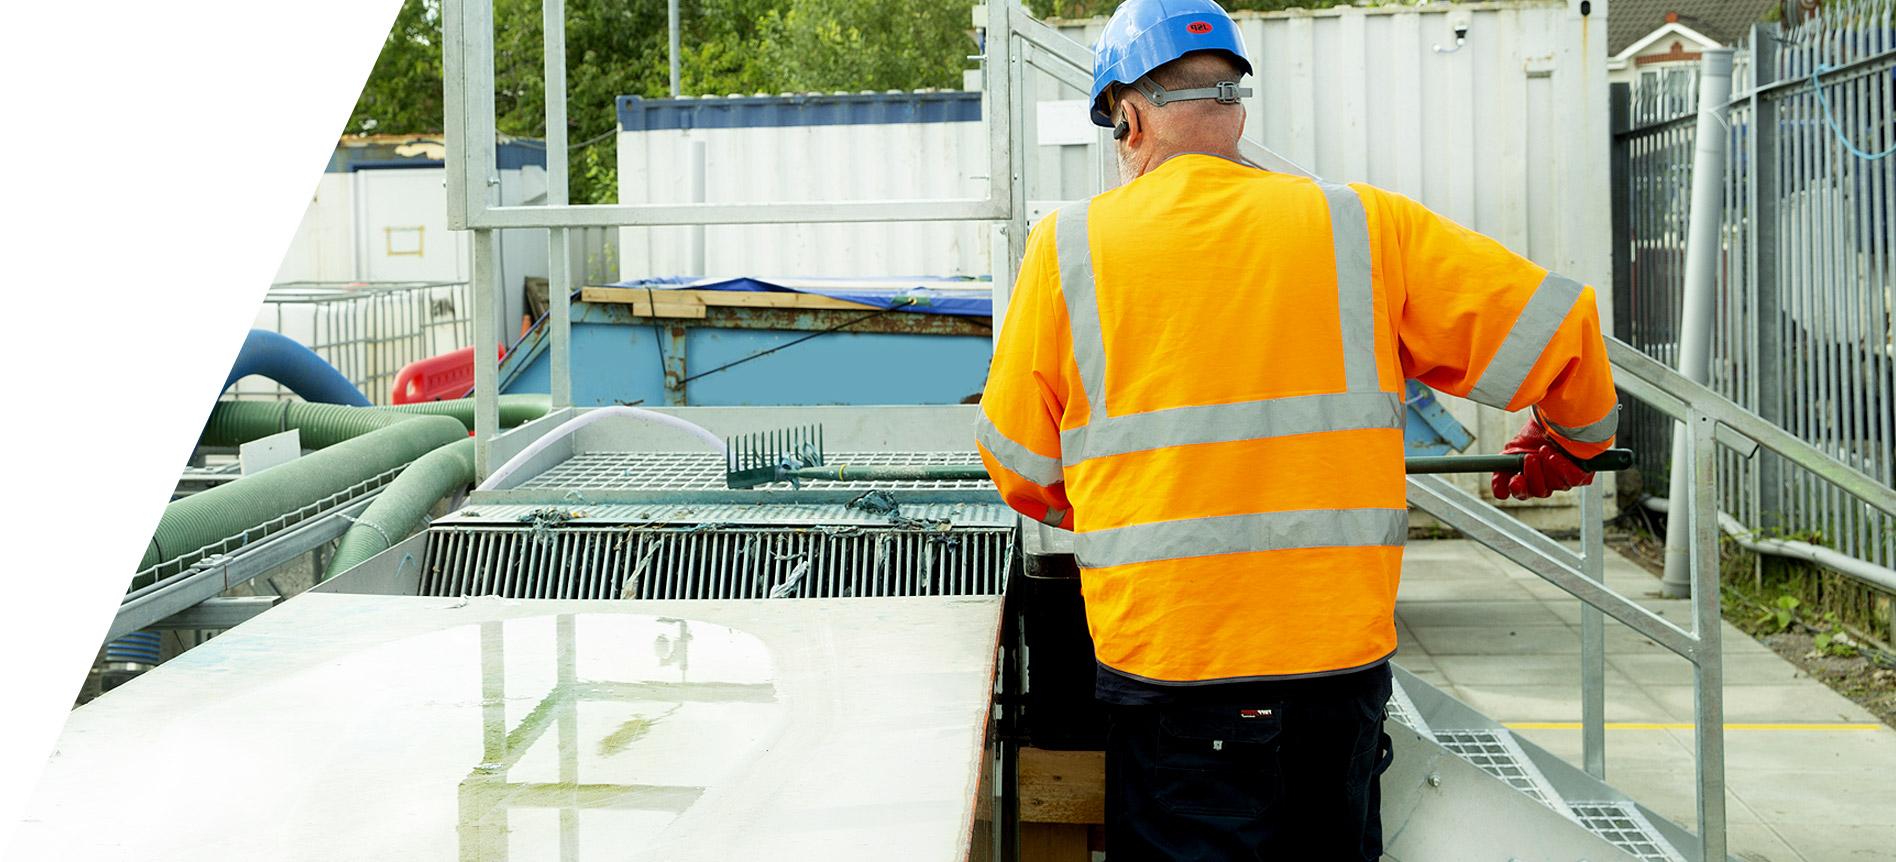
[392,345,505,404]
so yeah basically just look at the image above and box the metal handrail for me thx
[1447,333,1893,862]
[1608,337,1896,518]
[1408,332,1896,862]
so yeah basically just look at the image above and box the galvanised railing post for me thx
[1686,407,1728,861]
[474,228,501,477]
[1579,480,1607,779]
[544,0,573,410]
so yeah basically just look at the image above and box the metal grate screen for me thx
[419,524,1013,600]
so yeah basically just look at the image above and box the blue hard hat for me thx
[1089,0,1253,127]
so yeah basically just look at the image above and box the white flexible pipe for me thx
[1641,496,1896,594]
[477,407,726,491]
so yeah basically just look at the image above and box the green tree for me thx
[346,0,444,135]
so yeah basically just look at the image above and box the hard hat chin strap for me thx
[1128,76,1251,108]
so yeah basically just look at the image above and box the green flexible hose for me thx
[323,436,477,579]
[376,394,552,431]
[200,400,418,450]
[140,414,468,579]
[199,394,552,447]
[144,396,554,585]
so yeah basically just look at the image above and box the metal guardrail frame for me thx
[445,0,1021,477]
[438,4,1896,860]
[112,469,403,641]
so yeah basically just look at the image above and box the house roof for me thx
[1608,0,1778,55]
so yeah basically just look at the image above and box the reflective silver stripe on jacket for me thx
[1541,402,1621,444]
[1050,185,1401,470]
[1061,390,1403,466]
[1467,273,1585,409]
[1319,181,1379,392]
[1056,200,1109,418]
[974,411,1065,487]
[1074,508,1410,569]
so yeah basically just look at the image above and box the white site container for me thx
[615,91,990,280]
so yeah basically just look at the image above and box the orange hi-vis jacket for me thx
[976,154,1618,687]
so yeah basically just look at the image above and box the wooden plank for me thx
[1019,823,1090,862]
[577,287,707,318]
[689,289,883,312]
[1019,747,1105,825]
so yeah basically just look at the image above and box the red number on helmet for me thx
[1186,21,1213,34]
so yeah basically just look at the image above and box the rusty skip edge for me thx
[584,299,993,336]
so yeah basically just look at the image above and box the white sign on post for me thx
[240,428,302,476]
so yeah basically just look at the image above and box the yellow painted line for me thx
[1504,721,1884,731]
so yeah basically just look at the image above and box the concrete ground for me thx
[1395,540,1895,862]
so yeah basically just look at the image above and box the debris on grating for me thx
[846,489,900,515]
[811,524,868,537]
[846,489,957,533]
[892,513,956,533]
[518,507,580,545]
[619,538,666,599]
[769,559,813,599]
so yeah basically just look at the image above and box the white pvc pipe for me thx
[477,407,726,491]
[1643,496,1896,595]
[1662,48,1736,598]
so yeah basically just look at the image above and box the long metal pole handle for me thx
[1404,449,1636,475]
[765,449,1637,485]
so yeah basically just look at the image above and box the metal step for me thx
[1568,801,1690,862]
[1387,670,1710,862]
[1432,727,1578,823]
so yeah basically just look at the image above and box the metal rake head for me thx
[724,424,825,489]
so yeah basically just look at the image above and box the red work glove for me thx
[1491,419,1595,500]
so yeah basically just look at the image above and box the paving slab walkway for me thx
[1395,539,1894,862]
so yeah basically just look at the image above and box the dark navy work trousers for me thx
[1103,665,1394,861]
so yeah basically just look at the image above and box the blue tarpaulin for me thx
[607,275,993,317]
